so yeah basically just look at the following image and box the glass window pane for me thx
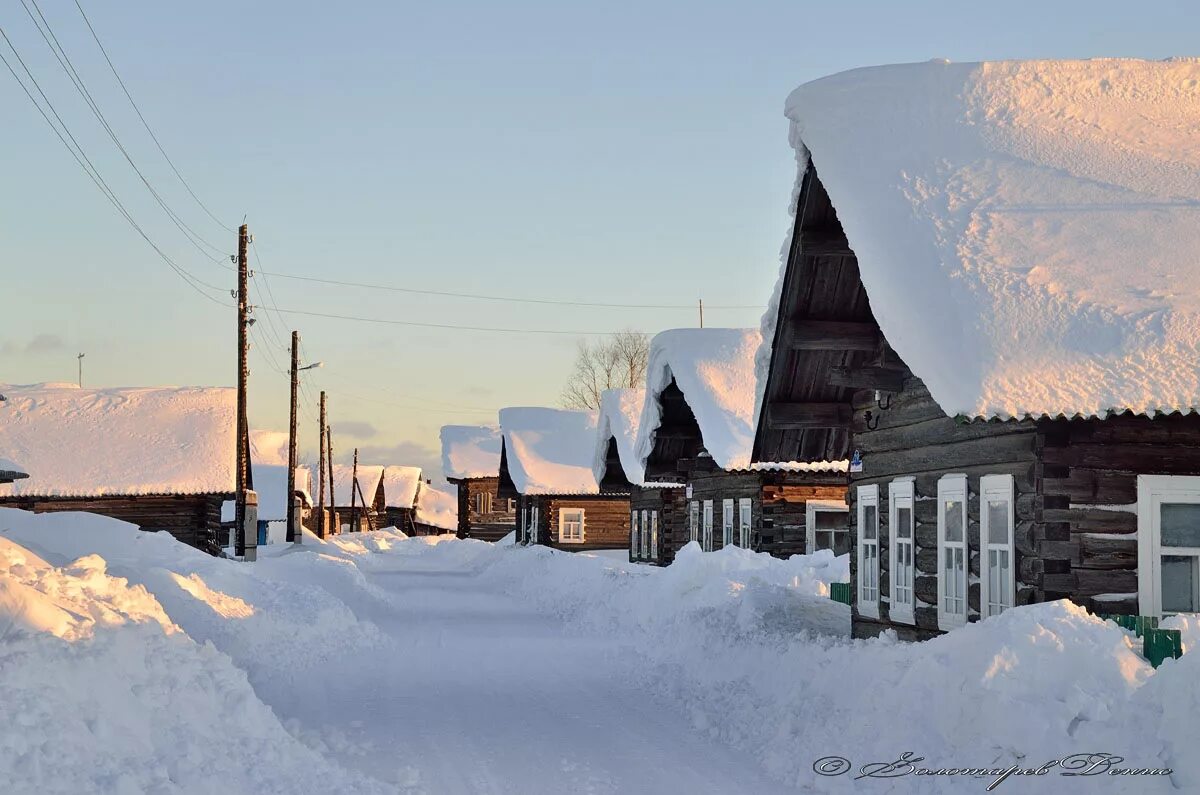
[944,500,963,542]
[863,505,877,540]
[814,511,844,530]
[897,506,911,539]
[1162,555,1197,613]
[1161,504,1200,548]
[987,500,1011,544]
[834,532,850,556]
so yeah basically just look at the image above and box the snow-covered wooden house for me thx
[440,425,515,541]
[381,465,423,533]
[321,463,385,533]
[637,329,847,561]
[498,407,631,551]
[412,481,459,536]
[0,383,235,552]
[755,58,1200,640]
[592,388,686,565]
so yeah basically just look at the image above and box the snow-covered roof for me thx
[636,329,764,471]
[593,388,646,486]
[0,383,235,498]
[318,463,385,508]
[249,430,291,466]
[440,425,502,480]
[381,465,422,509]
[221,465,312,523]
[770,58,1200,420]
[414,482,458,531]
[499,407,600,495]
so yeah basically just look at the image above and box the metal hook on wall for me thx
[864,410,880,431]
[874,389,892,411]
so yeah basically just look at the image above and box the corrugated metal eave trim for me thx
[957,407,1200,424]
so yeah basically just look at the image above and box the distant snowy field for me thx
[0,509,1196,793]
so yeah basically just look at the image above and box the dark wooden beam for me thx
[798,229,854,257]
[787,320,880,351]
[766,402,852,430]
[828,366,907,392]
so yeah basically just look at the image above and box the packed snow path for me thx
[275,553,794,794]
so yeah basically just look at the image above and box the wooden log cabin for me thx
[497,407,631,552]
[636,329,848,562]
[592,388,686,565]
[324,463,385,533]
[381,465,423,533]
[754,59,1200,639]
[440,425,515,542]
[0,383,235,553]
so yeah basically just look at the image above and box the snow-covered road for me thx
[275,557,793,794]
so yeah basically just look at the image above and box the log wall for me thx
[455,477,516,542]
[521,494,630,551]
[629,486,687,566]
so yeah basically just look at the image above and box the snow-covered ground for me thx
[0,508,1193,793]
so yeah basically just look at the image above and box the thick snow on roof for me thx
[499,407,600,495]
[221,465,311,523]
[0,383,235,497]
[636,329,763,471]
[414,482,458,530]
[249,430,291,466]
[381,465,422,509]
[316,464,385,508]
[440,425,502,480]
[774,58,1200,420]
[593,388,646,486]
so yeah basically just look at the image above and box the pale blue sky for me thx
[2,1,1196,476]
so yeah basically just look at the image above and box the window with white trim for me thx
[630,509,640,558]
[558,507,584,544]
[530,505,539,544]
[980,474,1015,619]
[520,506,527,542]
[640,509,650,558]
[856,485,880,619]
[937,474,968,629]
[474,491,493,515]
[689,500,700,544]
[1138,476,1200,617]
[702,500,714,552]
[738,498,752,548]
[806,499,849,556]
[650,511,659,559]
[721,499,734,549]
[888,479,915,625]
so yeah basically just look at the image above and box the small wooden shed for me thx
[440,425,516,542]
[636,329,847,562]
[497,407,630,552]
[0,383,236,553]
[755,59,1200,639]
[381,465,423,533]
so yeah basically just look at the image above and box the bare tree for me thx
[560,330,650,410]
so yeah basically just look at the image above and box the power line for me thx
[71,0,232,233]
[0,27,228,304]
[252,269,764,311]
[18,0,228,263]
[323,387,496,415]
[269,306,629,336]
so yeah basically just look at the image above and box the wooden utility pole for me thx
[317,390,327,539]
[326,425,336,532]
[234,223,254,560]
[698,298,704,329]
[286,331,301,543]
[349,447,360,533]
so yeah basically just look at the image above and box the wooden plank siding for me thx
[517,493,631,551]
[452,477,516,542]
[0,494,227,554]
[629,486,687,566]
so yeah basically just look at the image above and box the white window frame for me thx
[721,499,734,549]
[558,507,585,544]
[702,500,714,552]
[650,511,659,559]
[980,474,1016,620]
[640,509,650,558]
[474,491,493,516]
[1138,475,1200,618]
[520,505,527,542]
[806,499,849,556]
[856,485,880,620]
[689,500,699,544]
[630,509,640,558]
[888,479,915,625]
[937,474,969,630]
[530,505,539,544]
[738,498,752,548]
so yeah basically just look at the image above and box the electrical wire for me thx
[252,269,763,311]
[71,0,232,233]
[0,28,229,304]
[268,306,624,336]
